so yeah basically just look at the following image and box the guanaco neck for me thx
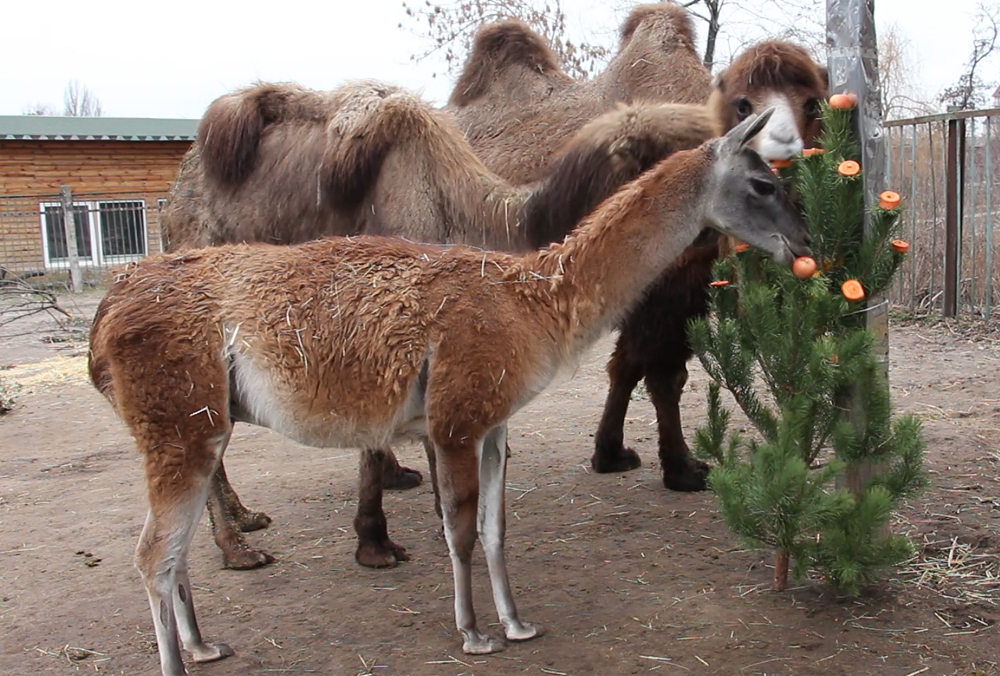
[516,145,713,351]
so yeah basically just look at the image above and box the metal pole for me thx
[60,185,82,294]
[827,0,886,496]
[827,0,887,374]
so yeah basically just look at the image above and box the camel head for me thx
[702,109,812,266]
[709,41,827,163]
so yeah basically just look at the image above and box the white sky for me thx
[0,0,991,119]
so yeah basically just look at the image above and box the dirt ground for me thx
[0,293,997,676]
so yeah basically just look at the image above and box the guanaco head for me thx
[703,109,812,266]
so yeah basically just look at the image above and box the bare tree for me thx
[879,22,935,120]
[939,1,999,111]
[400,0,609,79]
[63,80,104,116]
[23,102,57,116]
[681,0,823,69]
[400,0,826,81]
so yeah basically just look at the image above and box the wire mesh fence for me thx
[885,108,1000,319]
[0,189,166,284]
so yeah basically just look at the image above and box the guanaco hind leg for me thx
[135,432,234,676]
[478,423,542,642]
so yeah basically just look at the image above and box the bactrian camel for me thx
[448,5,828,491]
[90,111,811,676]
[161,79,719,569]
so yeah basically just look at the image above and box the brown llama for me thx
[161,79,720,570]
[448,6,827,490]
[90,112,812,676]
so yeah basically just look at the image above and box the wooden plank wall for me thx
[0,140,191,274]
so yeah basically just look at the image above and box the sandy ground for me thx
[0,294,997,676]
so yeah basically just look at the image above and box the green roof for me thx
[0,115,199,141]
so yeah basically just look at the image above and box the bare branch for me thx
[939,1,999,110]
[63,80,104,117]
[399,0,609,79]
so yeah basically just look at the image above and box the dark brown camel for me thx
[448,5,827,491]
[160,79,720,569]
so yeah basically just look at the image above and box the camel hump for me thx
[321,81,441,208]
[198,82,327,187]
[450,19,568,106]
[619,3,698,49]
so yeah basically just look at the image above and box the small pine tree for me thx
[688,100,927,593]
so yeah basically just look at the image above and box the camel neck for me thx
[518,147,711,350]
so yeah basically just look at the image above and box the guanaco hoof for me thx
[505,620,544,642]
[590,446,642,473]
[462,630,506,655]
[189,641,234,663]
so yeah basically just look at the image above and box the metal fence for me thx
[884,108,1000,318]
[0,189,166,285]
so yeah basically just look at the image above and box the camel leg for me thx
[423,438,443,520]
[591,336,645,473]
[435,436,503,655]
[479,424,542,643]
[644,362,709,491]
[136,434,234,676]
[381,448,424,491]
[214,460,271,532]
[355,447,411,568]
[206,461,275,570]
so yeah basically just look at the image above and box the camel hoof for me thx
[190,641,234,663]
[590,446,642,473]
[462,631,505,655]
[662,458,710,492]
[237,510,272,533]
[383,466,423,491]
[223,547,275,570]
[356,540,408,568]
[505,619,544,642]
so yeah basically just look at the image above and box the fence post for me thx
[60,185,82,294]
[827,0,887,496]
[944,119,962,317]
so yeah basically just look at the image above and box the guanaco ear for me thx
[721,107,775,155]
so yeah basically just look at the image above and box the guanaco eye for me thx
[804,97,821,118]
[735,97,753,120]
[750,177,777,196]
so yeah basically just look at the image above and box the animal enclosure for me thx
[0,298,998,675]
[885,108,1000,318]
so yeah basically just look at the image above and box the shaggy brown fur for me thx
[90,120,811,675]
[448,3,713,184]
[160,79,720,570]
[448,8,828,492]
[709,40,827,155]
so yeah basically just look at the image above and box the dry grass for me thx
[1,355,89,395]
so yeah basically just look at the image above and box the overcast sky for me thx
[1,0,991,119]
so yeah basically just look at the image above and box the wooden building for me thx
[0,115,197,276]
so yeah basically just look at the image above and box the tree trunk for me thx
[774,549,790,591]
[60,185,82,294]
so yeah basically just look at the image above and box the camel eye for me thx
[804,97,821,118]
[735,97,753,120]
